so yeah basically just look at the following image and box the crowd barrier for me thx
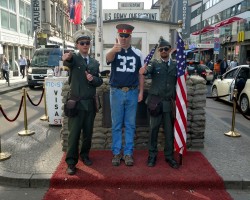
[0,85,46,161]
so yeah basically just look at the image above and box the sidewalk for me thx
[0,79,250,192]
[0,76,28,95]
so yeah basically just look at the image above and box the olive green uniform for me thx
[64,53,103,166]
[146,59,177,160]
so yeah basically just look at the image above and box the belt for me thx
[113,86,137,92]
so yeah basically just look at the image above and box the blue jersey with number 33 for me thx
[108,46,144,87]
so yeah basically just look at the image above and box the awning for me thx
[215,16,242,28]
[192,25,215,35]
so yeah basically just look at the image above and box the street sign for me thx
[196,43,214,48]
[214,50,219,54]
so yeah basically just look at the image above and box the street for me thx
[206,84,250,137]
[0,87,45,139]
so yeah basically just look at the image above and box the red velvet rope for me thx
[26,88,44,106]
[0,96,24,122]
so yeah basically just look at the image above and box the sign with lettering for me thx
[103,9,159,21]
[32,0,41,31]
[118,2,144,10]
[45,77,67,125]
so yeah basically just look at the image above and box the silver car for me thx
[211,65,250,114]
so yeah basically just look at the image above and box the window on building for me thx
[9,0,16,11]
[19,0,24,15]
[230,6,236,16]
[1,10,9,29]
[20,17,26,34]
[26,4,31,18]
[10,13,17,31]
[0,0,8,8]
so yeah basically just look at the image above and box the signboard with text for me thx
[32,0,41,31]
[103,9,159,21]
[45,77,67,125]
[118,2,144,10]
[196,43,214,48]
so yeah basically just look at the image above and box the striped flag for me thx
[174,31,187,155]
[144,44,158,65]
[69,0,75,23]
[74,0,82,25]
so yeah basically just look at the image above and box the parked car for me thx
[187,63,214,84]
[211,65,250,114]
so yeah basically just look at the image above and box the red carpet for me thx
[43,150,232,200]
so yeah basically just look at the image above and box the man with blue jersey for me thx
[106,24,145,166]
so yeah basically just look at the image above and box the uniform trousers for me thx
[65,109,96,166]
[148,111,174,159]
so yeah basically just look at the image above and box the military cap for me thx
[73,29,92,43]
[158,36,171,48]
[116,24,134,34]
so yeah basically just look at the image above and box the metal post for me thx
[198,6,202,63]
[0,136,11,161]
[18,88,35,136]
[40,83,48,121]
[225,89,241,137]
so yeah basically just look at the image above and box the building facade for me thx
[189,0,250,64]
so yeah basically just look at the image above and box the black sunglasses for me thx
[119,33,130,38]
[78,41,90,46]
[159,47,170,52]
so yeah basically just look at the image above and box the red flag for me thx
[74,0,82,25]
[174,31,187,155]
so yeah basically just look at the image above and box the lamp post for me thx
[198,6,202,62]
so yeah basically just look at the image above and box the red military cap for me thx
[116,24,134,34]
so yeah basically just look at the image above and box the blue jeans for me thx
[110,87,138,156]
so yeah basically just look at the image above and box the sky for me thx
[102,0,155,9]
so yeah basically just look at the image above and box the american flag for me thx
[144,44,158,65]
[69,0,75,22]
[174,31,187,155]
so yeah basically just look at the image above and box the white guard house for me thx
[84,1,178,70]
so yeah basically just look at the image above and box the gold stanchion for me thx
[225,89,241,137]
[40,83,48,121]
[18,88,35,136]
[0,136,11,161]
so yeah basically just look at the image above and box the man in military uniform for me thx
[62,29,103,175]
[106,24,144,166]
[139,37,179,169]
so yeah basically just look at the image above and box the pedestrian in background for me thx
[18,55,27,78]
[229,57,238,69]
[62,29,103,175]
[1,56,9,84]
[139,37,179,169]
[220,57,228,75]
[106,23,145,167]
